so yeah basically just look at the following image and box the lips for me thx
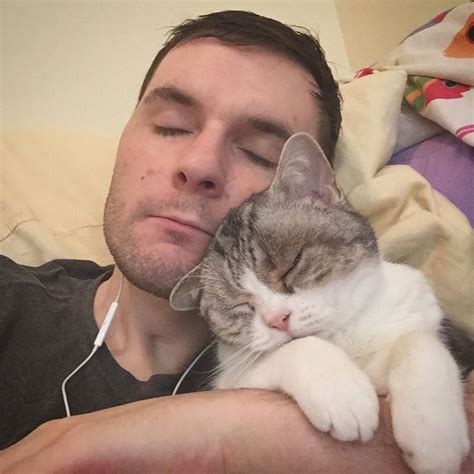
[151,215,214,237]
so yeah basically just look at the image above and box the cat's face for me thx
[170,133,379,352]
[195,193,378,352]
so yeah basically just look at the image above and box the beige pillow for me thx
[1,128,116,266]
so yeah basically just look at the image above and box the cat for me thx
[170,132,470,474]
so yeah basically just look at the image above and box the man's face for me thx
[104,38,321,296]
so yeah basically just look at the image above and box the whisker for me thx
[200,369,220,389]
[214,345,258,378]
[227,348,259,379]
[210,342,254,374]
[234,349,263,381]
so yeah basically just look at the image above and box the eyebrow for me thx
[245,117,291,141]
[142,85,292,140]
[143,86,198,107]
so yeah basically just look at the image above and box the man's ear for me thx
[169,264,202,311]
[269,132,342,204]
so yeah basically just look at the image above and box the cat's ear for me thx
[169,264,202,311]
[269,132,342,204]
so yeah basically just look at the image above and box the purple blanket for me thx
[389,132,473,226]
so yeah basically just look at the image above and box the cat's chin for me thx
[257,330,332,353]
[250,332,293,353]
[292,328,332,341]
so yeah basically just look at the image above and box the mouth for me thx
[149,215,214,237]
[252,332,293,353]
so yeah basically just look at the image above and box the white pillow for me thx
[1,128,117,266]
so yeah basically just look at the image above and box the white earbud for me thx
[61,274,214,417]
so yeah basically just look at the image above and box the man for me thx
[1,10,472,473]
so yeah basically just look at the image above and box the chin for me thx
[147,236,209,269]
[117,246,200,297]
[252,332,292,353]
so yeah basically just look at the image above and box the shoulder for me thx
[0,256,113,362]
[0,255,112,285]
[0,255,113,314]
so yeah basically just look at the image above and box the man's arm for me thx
[1,383,473,473]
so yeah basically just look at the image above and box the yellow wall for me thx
[2,0,468,137]
[335,0,467,71]
[1,1,350,137]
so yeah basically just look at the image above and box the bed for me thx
[1,4,473,338]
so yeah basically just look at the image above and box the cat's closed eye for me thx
[280,248,304,293]
[230,302,255,312]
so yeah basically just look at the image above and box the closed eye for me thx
[229,302,255,312]
[154,126,191,136]
[239,148,275,169]
[281,249,304,292]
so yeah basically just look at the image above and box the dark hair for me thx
[138,10,341,160]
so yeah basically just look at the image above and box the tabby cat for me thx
[171,132,469,474]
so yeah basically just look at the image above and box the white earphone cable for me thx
[61,274,123,417]
[61,274,212,416]
[171,340,216,396]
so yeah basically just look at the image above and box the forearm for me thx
[0,390,401,473]
[0,394,225,473]
[1,385,473,473]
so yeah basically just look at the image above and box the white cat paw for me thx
[393,405,470,474]
[295,362,379,442]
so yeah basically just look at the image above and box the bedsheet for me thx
[336,3,473,335]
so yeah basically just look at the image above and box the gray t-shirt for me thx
[0,256,215,448]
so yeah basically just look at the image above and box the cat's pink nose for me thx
[268,312,290,331]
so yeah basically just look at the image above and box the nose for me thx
[173,131,226,198]
[267,311,291,332]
